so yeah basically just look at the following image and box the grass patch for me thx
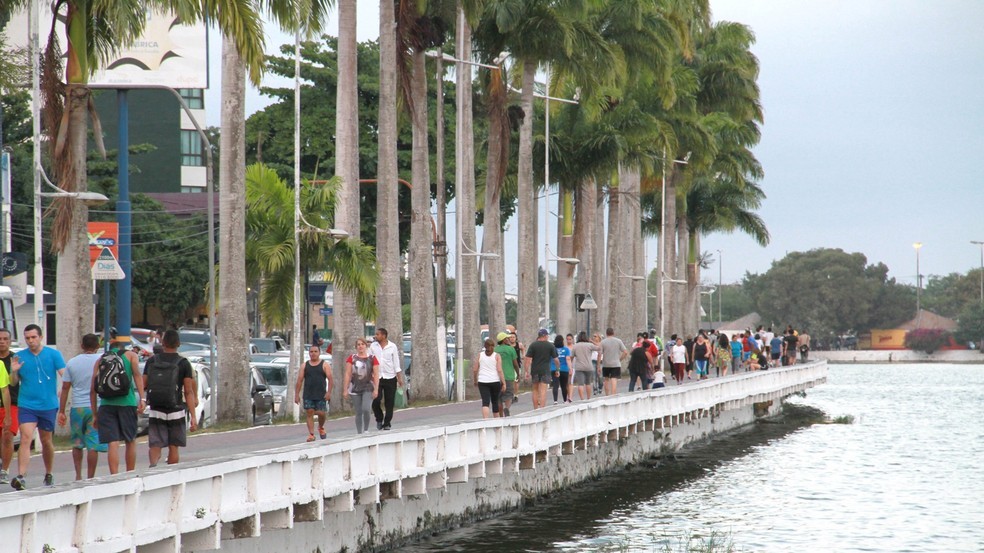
[829,414,855,424]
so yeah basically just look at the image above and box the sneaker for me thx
[382,424,391,431]
[376,421,384,430]
[0,469,9,484]
[10,475,25,491]
[43,474,54,487]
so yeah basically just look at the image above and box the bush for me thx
[904,328,950,354]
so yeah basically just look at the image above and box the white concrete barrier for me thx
[0,362,826,553]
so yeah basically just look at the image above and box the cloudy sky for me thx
[206,0,984,290]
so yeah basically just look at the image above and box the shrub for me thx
[904,328,950,354]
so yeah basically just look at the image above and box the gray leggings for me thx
[351,390,374,434]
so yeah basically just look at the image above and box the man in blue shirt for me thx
[10,324,66,490]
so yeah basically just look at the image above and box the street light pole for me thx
[913,242,922,317]
[30,0,44,333]
[717,249,722,326]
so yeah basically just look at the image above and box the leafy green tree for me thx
[744,248,910,337]
[955,304,984,348]
[922,271,982,319]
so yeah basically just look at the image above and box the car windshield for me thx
[252,339,283,353]
[256,365,286,386]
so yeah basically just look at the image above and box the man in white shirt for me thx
[369,328,404,430]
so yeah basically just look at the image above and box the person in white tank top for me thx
[472,339,505,419]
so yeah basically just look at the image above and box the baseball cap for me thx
[538,328,549,337]
[496,331,509,343]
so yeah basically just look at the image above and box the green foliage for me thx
[744,248,914,337]
[922,270,983,319]
[955,304,984,346]
[904,328,951,354]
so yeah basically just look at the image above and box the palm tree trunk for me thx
[456,11,480,377]
[593,181,606,335]
[623,165,644,336]
[663,166,679,336]
[409,50,441,399]
[217,36,252,422]
[687,232,701,330]
[482,71,509,338]
[333,0,361,405]
[54,86,91,358]
[555,188,575,336]
[676,199,690,333]
[516,61,537,346]
[605,173,621,336]
[573,177,596,336]
[377,0,404,348]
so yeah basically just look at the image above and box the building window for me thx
[181,130,204,166]
[181,186,204,193]
[179,88,204,109]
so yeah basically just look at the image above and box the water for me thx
[403,364,984,552]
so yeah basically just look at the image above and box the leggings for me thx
[351,390,373,434]
[477,381,502,413]
[551,372,570,402]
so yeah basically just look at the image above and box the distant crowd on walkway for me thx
[468,324,812,419]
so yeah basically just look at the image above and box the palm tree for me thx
[244,163,378,328]
[0,0,263,386]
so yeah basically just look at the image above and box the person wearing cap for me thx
[524,329,558,410]
[494,332,519,416]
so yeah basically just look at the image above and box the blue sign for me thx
[320,307,333,316]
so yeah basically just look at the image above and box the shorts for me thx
[652,382,666,388]
[19,407,57,433]
[531,371,552,385]
[148,415,188,448]
[70,407,107,452]
[771,352,781,360]
[573,370,594,386]
[303,399,328,412]
[97,405,138,443]
[501,380,517,402]
[0,405,18,435]
[602,367,622,379]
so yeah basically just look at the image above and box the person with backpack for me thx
[90,333,144,475]
[144,330,197,467]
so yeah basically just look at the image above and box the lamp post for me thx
[913,242,922,317]
[971,240,984,305]
[716,249,722,326]
[700,287,716,326]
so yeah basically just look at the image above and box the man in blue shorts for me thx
[58,333,107,480]
[10,324,65,490]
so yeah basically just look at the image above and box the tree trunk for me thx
[217,37,252,422]
[676,198,690,333]
[622,165,644,337]
[663,166,679,337]
[332,0,361,405]
[456,11,480,378]
[54,86,91,358]
[593,181,606,335]
[376,0,404,349]
[409,50,441,399]
[573,177,596,337]
[686,231,701,331]
[516,61,537,346]
[605,172,621,337]
[482,70,509,338]
[555,188,575,337]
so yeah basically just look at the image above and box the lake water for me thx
[403,364,984,552]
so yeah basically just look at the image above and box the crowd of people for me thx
[466,324,812,418]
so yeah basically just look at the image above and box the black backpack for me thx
[145,356,183,409]
[96,350,130,399]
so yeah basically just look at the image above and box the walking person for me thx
[295,345,333,442]
[692,333,712,380]
[57,334,106,480]
[627,338,653,392]
[494,332,519,416]
[670,338,688,384]
[714,333,732,377]
[552,335,572,404]
[570,332,601,400]
[524,329,558,410]
[600,328,628,396]
[144,330,197,467]
[343,338,379,434]
[473,339,506,419]
[0,328,19,484]
[370,328,404,430]
[10,324,66,489]
[91,334,144,475]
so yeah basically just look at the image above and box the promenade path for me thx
[0,373,728,494]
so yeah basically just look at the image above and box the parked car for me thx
[251,337,287,354]
[178,329,212,348]
[251,366,274,425]
[252,362,287,415]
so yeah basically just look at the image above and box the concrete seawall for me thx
[813,350,984,364]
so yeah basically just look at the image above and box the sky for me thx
[204,0,984,291]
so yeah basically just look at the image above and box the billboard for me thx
[88,222,119,265]
[89,9,209,88]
